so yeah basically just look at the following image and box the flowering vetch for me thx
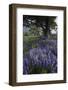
[23,37,57,74]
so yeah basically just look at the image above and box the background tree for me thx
[23,15,57,36]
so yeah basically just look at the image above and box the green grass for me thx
[23,36,40,43]
[23,36,40,54]
[29,65,48,74]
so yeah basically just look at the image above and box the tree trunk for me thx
[42,17,50,36]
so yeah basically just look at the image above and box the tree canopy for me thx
[23,15,57,36]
